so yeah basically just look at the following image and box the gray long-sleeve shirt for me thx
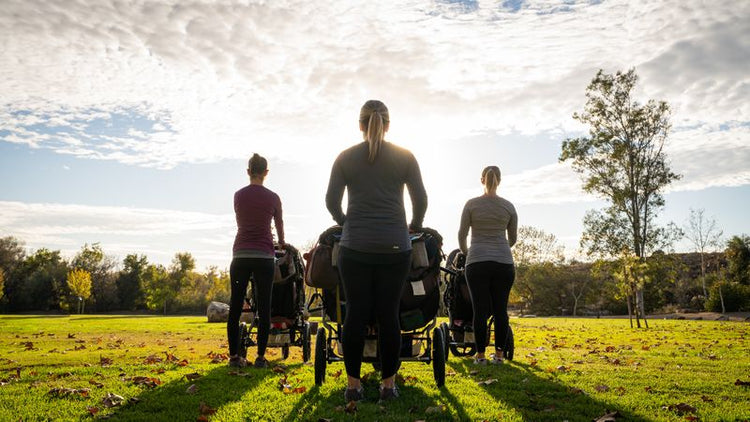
[326,141,428,254]
[458,194,517,265]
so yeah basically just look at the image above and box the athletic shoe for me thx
[378,385,399,402]
[254,356,268,368]
[473,357,488,365]
[344,386,364,402]
[228,356,247,368]
[489,353,504,364]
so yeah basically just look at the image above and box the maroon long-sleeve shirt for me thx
[233,184,284,257]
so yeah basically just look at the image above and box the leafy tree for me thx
[0,270,4,302]
[725,235,750,285]
[142,264,170,314]
[560,68,682,325]
[72,243,119,312]
[205,266,231,304]
[512,226,566,314]
[66,269,92,314]
[684,208,723,297]
[12,249,68,311]
[0,236,26,310]
[117,254,148,310]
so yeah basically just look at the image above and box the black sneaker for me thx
[254,356,268,368]
[378,385,399,402]
[344,386,364,403]
[228,356,247,368]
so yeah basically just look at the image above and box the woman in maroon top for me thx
[227,153,285,368]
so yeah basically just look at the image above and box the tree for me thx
[0,270,4,302]
[12,249,68,311]
[72,243,118,312]
[0,236,26,310]
[513,226,565,266]
[560,68,682,325]
[683,208,723,298]
[512,226,566,314]
[66,269,92,314]
[725,235,750,285]
[142,264,170,314]
[117,254,148,310]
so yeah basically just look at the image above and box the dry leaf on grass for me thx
[593,410,620,421]
[185,372,202,381]
[47,387,90,398]
[129,376,162,388]
[86,406,99,415]
[186,384,198,394]
[199,402,217,416]
[735,379,750,386]
[594,385,610,392]
[663,403,697,414]
[89,379,104,388]
[477,379,498,386]
[331,369,342,379]
[102,392,125,408]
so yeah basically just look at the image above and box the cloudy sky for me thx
[1,0,748,270]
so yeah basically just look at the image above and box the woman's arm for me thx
[325,156,347,225]
[405,155,427,230]
[274,195,285,246]
[458,202,470,254]
[507,206,518,248]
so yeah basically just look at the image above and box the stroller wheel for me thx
[439,322,450,361]
[302,322,311,363]
[314,327,327,385]
[432,327,446,387]
[237,322,249,359]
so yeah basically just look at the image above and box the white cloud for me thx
[0,0,746,179]
[0,201,235,268]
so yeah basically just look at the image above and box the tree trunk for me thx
[636,289,646,322]
[719,286,726,314]
[626,294,633,329]
[700,252,707,298]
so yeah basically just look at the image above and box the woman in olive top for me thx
[227,153,285,369]
[326,100,428,403]
[458,165,517,364]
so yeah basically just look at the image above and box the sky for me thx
[1,0,748,271]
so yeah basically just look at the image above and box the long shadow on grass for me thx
[103,362,279,421]
[447,360,651,422]
[281,365,463,422]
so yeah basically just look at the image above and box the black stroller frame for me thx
[439,248,514,361]
[309,229,447,387]
[237,243,312,363]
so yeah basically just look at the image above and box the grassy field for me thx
[0,315,748,422]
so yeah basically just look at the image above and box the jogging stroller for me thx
[439,248,514,360]
[305,226,447,387]
[237,243,312,362]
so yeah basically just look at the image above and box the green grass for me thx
[0,315,748,421]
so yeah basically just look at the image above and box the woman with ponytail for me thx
[458,165,517,365]
[227,153,285,369]
[326,100,428,403]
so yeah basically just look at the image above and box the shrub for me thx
[705,281,750,312]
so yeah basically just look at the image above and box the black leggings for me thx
[338,247,411,380]
[227,257,274,357]
[465,261,515,354]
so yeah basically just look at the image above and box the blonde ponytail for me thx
[359,100,389,163]
[482,166,501,192]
